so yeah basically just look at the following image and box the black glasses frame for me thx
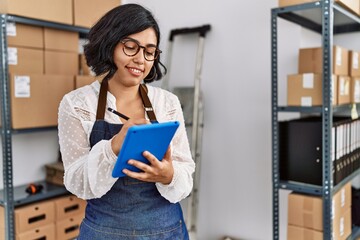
[120,38,162,61]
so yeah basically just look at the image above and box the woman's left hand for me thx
[122,147,174,185]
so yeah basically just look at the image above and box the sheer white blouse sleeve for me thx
[58,82,195,203]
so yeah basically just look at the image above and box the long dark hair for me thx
[84,4,166,83]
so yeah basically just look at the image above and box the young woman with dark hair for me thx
[58,4,194,239]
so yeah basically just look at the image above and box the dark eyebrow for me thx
[123,37,157,48]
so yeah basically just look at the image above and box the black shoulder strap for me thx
[96,79,108,120]
[139,84,157,122]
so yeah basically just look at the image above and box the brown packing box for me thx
[299,46,349,76]
[7,47,44,74]
[0,0,73,25]
[337,76,351,105]
[288,182,351,231]
[73,0,120,28]
[10,74,74,129]
[56,214,83,240]
[54,195,86,220]
[7,23,43,49]
[287,73,337,106]
[350,50,360,77]
[287,225,323,240]
[44,28,79,52]
[16,223,56,240]
[278,0,316,7]
[335,0,360,16]
[14,201,55,233]
[75,75,96,89]
[44,51,79,75]
[350,77,360,103]
[45,162,64,186]
[333,208,352,240]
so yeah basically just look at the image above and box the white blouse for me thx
[58,80,195,203]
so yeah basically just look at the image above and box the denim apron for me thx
[78,80,189,240]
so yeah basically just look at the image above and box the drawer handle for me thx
[65,225,79,233]
[28,214,46,224]
[65,204,79,213]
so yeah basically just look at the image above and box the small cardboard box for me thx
[14,201,55,233]
[350,51,360,77]
[44,51,79,75]
[287,225,323,240]
[10,74,74,129]
[350,77,360,103]
[8,47,44,74]
[73,0,120,28]
[56,214,83,240]
[16,223,56,240]
[278,0,316,7]
[0,0,73,25]
[337,76,351,105]
[54,195,86,220]
[299,46,349,76]
[287,73,337,106]
[7,23,44,49]
[45,162,64,186]
[44,28,79,52]
[335,0,360,16]
[288,182,351,232]
[75,75,96,89]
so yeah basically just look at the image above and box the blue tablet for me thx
[112,121,180,178]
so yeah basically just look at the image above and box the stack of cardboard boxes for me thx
[278,0,360,17]
[287,45,360,107]
[287,182,352,240]
[0,195,86,240]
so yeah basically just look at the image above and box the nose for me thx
[133,48,146,64]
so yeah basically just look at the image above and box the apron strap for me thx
[95,80,157,122]
[140,84,157,122]
[96,79,108,120]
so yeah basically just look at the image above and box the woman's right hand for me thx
[111,118,149,155]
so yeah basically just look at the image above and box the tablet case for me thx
[112,121,180,178]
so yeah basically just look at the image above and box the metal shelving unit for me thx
[0,14,89,239]
[271,1,360,240]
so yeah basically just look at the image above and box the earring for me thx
[144,66,157,81]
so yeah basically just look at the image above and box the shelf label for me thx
[14,75,30,98]
[6,22,16,36]
[7,47,18,65]
[301,96,312,106]
[302,73,314,89]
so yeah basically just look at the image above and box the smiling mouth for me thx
[128,67,143,74]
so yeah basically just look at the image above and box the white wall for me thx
[1,1,359,240]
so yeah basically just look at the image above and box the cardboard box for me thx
[350,51,360,77]
[299,46,349,76]
[287,225,323,240]
[54,195,86,220]
[350,77,360,103]
[56,214,83,240]
[288,183,351,232]
[10,74,74,129]
[75,75,96,89]
[16,223,55,240]
[14,201,55,233]
[44,28,79,52]
[8,47,44,74]
[278,0,316,7]
[45,162,64,186]
[7,23,43,49]
[73,0,120,28]
[287,73,337,106]
[337,76,351,105]
[335,0,360,16]
[0,0,73,25]
[44,51,79,75]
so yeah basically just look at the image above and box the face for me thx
[112,28,158,87]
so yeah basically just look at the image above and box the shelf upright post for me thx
[0,14,15,240]
[321,1,334,239]
[271,7,280,240]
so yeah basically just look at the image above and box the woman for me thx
[58,4,195,239]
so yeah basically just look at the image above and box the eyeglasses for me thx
[121,38,162,61]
